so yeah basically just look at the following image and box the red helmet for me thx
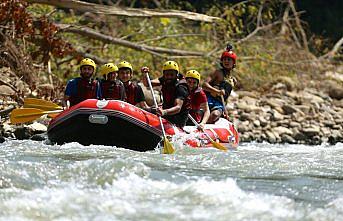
[221,50,237,63]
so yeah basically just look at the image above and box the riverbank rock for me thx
[234,86,343,145]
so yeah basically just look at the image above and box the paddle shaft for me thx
[188,114,215,143]
[221,95,228,116]
[145,73,168,150]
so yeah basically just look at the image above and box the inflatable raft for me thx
[47,99,239,151]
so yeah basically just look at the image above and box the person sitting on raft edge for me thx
[148,61,191,128]
[185,70,210,130]
[99,63,126,101]
[202,45,237,123]
[64,58,101,108]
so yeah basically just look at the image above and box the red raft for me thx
[47,99,239,151]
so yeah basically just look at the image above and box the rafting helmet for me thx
[162,61,179,73]
[80,58,96,73]
[221,50,237,64]
[99,63,118,77]
[117,61,133,72]
[185,70,200,82]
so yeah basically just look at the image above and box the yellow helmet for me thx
[185,70,200,82]
[99,63,118,76]
[80,58,96,73]
[162,61,179,73]
[117,61,133,72]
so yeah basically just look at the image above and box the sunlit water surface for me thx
[1,138,342,221]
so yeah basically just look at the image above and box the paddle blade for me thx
[162,138,175,154]
[24,98,63,111]
[10,108,46,124]
[210,140,228,151]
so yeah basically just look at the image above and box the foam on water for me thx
[0,139,343,220]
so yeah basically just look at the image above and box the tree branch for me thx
[27,0,219,23]
[320,36,343,59]
[57,24,205,57]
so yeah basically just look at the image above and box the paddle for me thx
[10,108,62,124]
[145,72,175,154]
[188,114,227,151]
[220,95,229,117]
[24,98,63,111]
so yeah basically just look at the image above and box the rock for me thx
[0,85,16,96]
[236,91,259,99]
[253,120,260,127]
[293,130,307,141]
[299,91,325,104]
[271,110,284,121]
[295,105,310,114]
[13,126,34,140]
[281,134,296,144]
[30,133,47,141]
[258,116,268,127]
[309,135,322,145]
[27,122,47,133]
[328,130,343,145]
[290,122,301,128]
[273,126,293,136]
[139,83,162,106]
[240,112,251,121]
[282,104,300,115]
[302,126,320,137]
[265,98,285,109]
[320,127,331,136]
[0,136,4,143]
[238,123,249,133]
[265,130,276,143]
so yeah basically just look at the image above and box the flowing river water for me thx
[0,138,342,221]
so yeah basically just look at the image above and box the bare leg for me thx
[207,110,222,124]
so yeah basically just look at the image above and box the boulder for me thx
[265,130,276,143]
[27,122,47,133]
[13,126,34,140]
[281,134,296,144]
[302,126,320,137]
[0,85,16,96]
[271,110,284,121]
[282,104,299,115]
[258,116,269,127]
[273,126,293,136]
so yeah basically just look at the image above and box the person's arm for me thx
[202,70,223,96]
[63,79,75,108]
[157,99,184,116]
[199,102,210,126]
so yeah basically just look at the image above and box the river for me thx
[0,139,342,221]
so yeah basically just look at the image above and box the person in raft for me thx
[148,61,191,128]
[64,58,101,107]
[99,63,126,101]
[185,70,210,130]
[117,61,150,109]
[202,45,237,123]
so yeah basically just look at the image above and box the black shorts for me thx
[164,111,189,128]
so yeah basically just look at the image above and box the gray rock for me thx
[265,130,276,143]
[13,126,34,140]
[282,104,299,115]
[259,116,268,127]
[271,110,284,121]
[281,134,297,144]
[293,131,307,141]
[253,120,260,127]
[240,112,251,121]
[273,126,293,136]
[290,122,301,128]
[30,133,47,141]
[302,126,320,137]
[328,130,343,145]
[27,122,47,133]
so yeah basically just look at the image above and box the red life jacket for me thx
[161,79,191,112]
[101,80,123,100]
[69,78,97,106]
[189,87,206,122]
[124,81,138,105]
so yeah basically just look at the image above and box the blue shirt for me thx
[65,77,101,98]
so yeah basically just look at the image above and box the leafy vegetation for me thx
[0,0,341,99]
